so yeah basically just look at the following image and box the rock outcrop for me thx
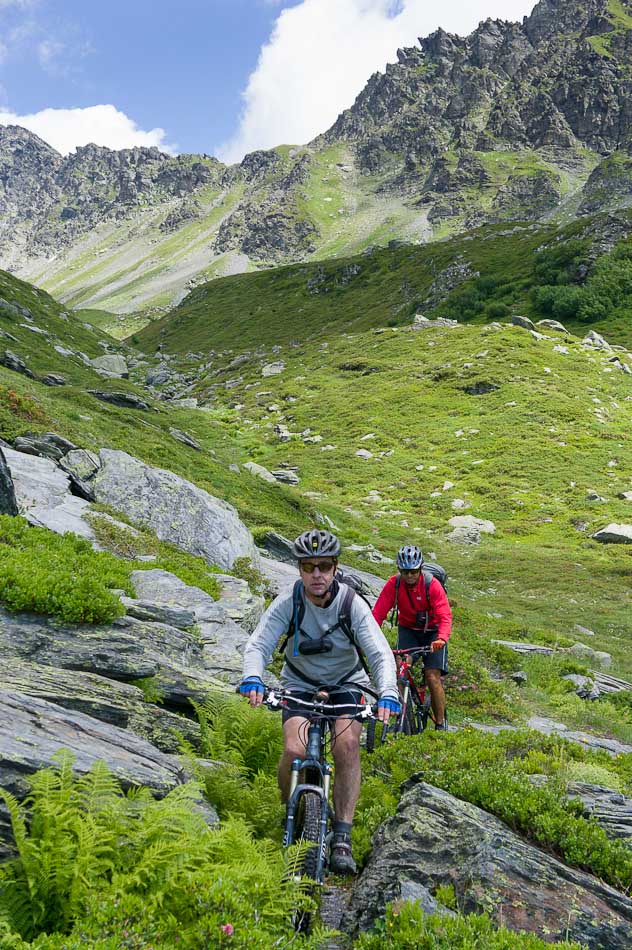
[344,779,632,948]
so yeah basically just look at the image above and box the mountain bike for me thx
[262,685,377,931]
[366,647,445,750]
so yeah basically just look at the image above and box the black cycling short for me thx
[397,626,448,675]
[281,685,367,723]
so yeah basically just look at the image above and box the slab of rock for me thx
[537,319,569,333]
[146,364,173,387]
[0,349,35,378]
[0,448,17,515]
[262,361,285,376]
[563,673,600,700]
[90,354,129,377]
[567,783,632,843]
[86,449,258,569]
[449,515,496,535]
[618,491,632,501]
[272,469,299,485]
[13,431,77,462]
[583,331,612,351]
[1,660,200,754]
[3,447,94,538]
[593,524,632,544]
[491,639,554,655]
[88,390,150,411]
[169,427,201,450]
[344,780,632,948]
[244,461,277,483]
[511,314,536,331]
[0,606,224,711]
[41,373,66,386]
[0,691,202,800]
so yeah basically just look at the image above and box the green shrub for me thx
[359,729,632,891]
[355,901,585,949]
[0,516,130,623]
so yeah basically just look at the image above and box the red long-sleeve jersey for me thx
[372,574,452,642]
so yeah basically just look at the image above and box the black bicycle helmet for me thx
[293,528,341,560]
[396,544,424,571]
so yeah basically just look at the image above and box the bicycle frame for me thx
[393,647,434,734]
[266,689,373,884]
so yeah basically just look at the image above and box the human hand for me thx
[431,639,446,652]
[238,677,265,707]
[377,696,401,723]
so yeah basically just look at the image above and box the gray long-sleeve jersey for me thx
[242,583,398,699]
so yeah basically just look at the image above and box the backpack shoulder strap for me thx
[422,570,432,604]
[278,580,304,657]
[388,574,401,628]
[338,585,371,676]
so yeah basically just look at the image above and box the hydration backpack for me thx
[278,577,371,687]
[389,562,448,629]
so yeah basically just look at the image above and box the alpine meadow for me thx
[0,1,631,947]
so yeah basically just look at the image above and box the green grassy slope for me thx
[137,211,632,355]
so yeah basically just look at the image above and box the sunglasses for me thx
[300,561,336,574]
[400,568,421,576]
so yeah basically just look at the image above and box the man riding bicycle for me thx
[239,529,399,875]
[372,544,451,731]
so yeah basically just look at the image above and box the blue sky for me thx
[0,0,536,161]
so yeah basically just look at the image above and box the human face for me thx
[400,568,421,587]
[299,558,336,600]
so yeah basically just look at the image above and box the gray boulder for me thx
[262,361,285,376]
[169,427,201,451]
[583,330,612,351]
[87,449,258,569]
[537,319,569,333]
[2,660,200,754]
[90,354,129,377]
[244,461,277,483]
[3,447,94,538]
[568,783,632,843]
[344,780,632,947]
[88,390,150,411]
[13,431,77,462]
[0,691,208,805]
[592,524,632,544]
[511,314,536,331]
[272,469,300,485]
[0,606,225,711]
[0,350,35,378]
[0,448,17,515]
[41,373,66,386]
[146,364,172,387]
[449,515,496,534]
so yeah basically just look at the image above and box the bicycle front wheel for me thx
[297,791,322,881]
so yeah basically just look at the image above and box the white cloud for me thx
[219,0,537,164]
[0,103,175,155]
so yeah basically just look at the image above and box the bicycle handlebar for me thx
[263,688,376,721]
[392,646,434,656]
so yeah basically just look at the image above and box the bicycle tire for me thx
[298,791,322,880]
[366,718,377,753]
[420,691,432,731]
[398,698,416,735]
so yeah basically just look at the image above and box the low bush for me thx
[355,902,585,949]
[0,516,130,623]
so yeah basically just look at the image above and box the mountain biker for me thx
[239,528,399,876]
[372,544,451,731]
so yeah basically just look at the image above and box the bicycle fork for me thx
[284,757,333,883]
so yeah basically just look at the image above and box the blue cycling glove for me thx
[377,696,401,716]
[239,677,265,697]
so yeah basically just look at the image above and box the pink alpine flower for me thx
[221,923,234,937]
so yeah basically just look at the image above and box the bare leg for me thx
[331,719,362,823]
[278,716,310,802]
[425,669,446,724]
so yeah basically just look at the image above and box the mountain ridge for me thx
[3,0,632,317]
